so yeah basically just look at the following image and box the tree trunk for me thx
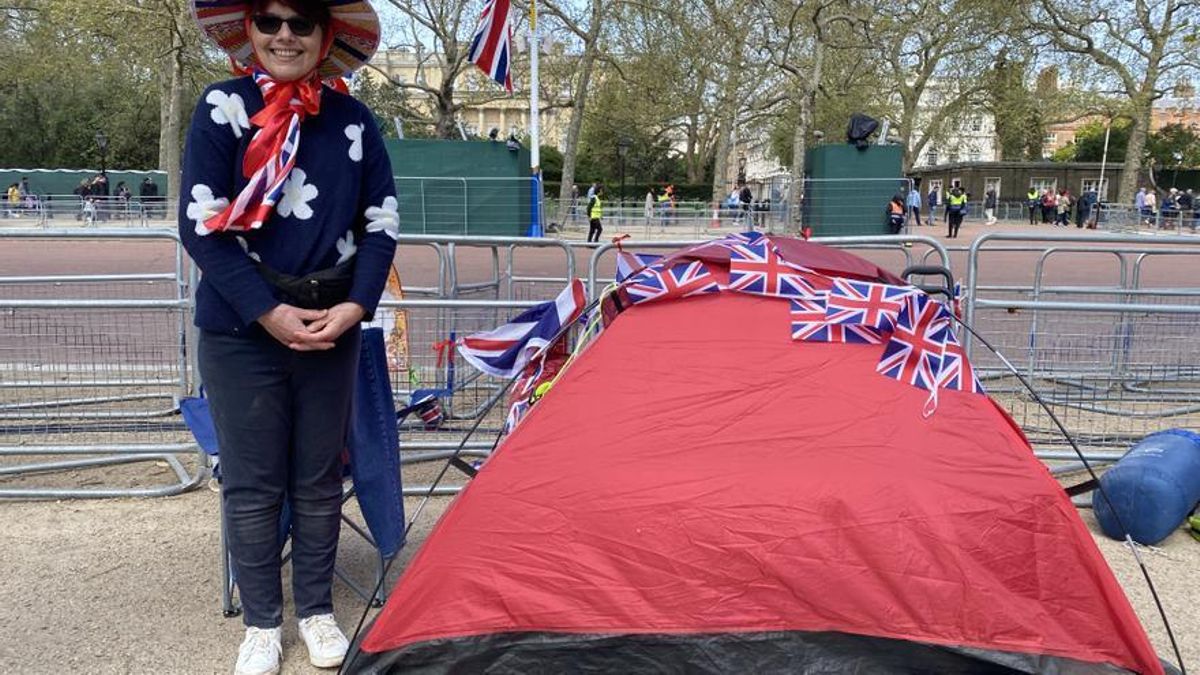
[160,19,185,202]
[789,40,823,231]
[1118,94,1153,204]
[554,5,601,227]
[710,115,732,204]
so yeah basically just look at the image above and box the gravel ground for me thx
[0,481,1196,674]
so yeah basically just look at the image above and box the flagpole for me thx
[529,0,540,172]
[527,0,542,236]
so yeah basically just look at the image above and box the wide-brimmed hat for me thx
[193,0,381,79]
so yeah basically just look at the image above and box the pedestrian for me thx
[906,183,921,227]
[644,187,655,229]
[1144,189,1157,227]
[5,183,19,218]
[945,186,967,238]
[586,181,598,202]
[73,178,91,221]
[926,186,939,226]
[984,189,997,225]
[886,194,905,234]
[1181,189,1196,231]
[587,184,604,242]
[139,177,160,218]
[658,184,675,229]
[1055,189,1071,227]
[738,182,753,227]
[1040,188,1055,224]
[1027,186,1039,224]
[179,1,395,673]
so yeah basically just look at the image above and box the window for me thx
[984,177,1001,200]
[968,152,981,163]
[1030,177,1057,194]
[969,117,982,132]
[929,179,944,197]
[1043,133,1057,146]
[925,149,939,166]
[1081,178,1109,200]
[947,151,960,164]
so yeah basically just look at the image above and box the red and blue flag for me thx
[790,297,883,344]
[467,0,514,92]
[457,279,586,378]
[624,260,721,305]
[876,293,952,391]
[937,333,984,393]
[727,242,823,298]
[826,278,913,332]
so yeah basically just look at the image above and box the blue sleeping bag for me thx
[1094,429,1200,545]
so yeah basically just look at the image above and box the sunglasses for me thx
[251,14,318,37]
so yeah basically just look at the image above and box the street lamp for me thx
[94,131,108,176]
[617,136,632,217]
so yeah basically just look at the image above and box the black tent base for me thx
[345,628,1156,674]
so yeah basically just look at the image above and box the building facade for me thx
[906,161,1150,205]
[366,48,570,148]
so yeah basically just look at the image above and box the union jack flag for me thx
[937,332,984,393]
[724,231,764,245]
[727,242,823,298]
[201,71,302,233]
[790,297,882,344]
[876,293,953,391]
[615,251,662,282]
[457,279,586,378]
[467,0,514,92]
[624,260,721,305]
[825,278,914,332]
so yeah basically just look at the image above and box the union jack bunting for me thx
[201,72,302,234]
[624,260,721,305]
[724,231,764,245]
[825,278,914,332]
[457,279,586,378]
[615,251,662,282]
[937,332,984,393]
[790,297,882,344]
[876,293,953,391]
[467,0,514,92]
[727,242,823,298]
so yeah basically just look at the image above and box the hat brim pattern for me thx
[193,0,380,80]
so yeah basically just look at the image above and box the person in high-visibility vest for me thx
[1027,187,1039,224]
[587,185,604,243]
[945,186,968,238]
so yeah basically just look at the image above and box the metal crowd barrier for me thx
[964,232,1200,460]
[0,228,204,498]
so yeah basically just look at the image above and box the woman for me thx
[180,1,396,673]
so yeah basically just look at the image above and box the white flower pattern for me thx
[365,196,400,240]
[345,123,364,162]
[335,231,357,263]
[277,168,318,220]
[185,183,229,236]
[205,90,250,139]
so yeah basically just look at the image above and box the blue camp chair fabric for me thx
[348,327,406,558]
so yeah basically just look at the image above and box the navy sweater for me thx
[179,76,397,336]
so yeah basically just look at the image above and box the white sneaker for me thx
[234,626,282,675]
[298,613,349,668]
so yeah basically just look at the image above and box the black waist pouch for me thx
[256,259,355,310]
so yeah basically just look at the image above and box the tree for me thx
[1054,119,1132,163]
[869,0,1021,170]
[986,52,1046,160]
[539,0,607,224]
[1029,0,1200,202]
[1146,123,1200,167]
[756,0,868,225]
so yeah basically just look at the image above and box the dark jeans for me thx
[588,218,603,242]
[200,326,361,628]
[947,212,963,238]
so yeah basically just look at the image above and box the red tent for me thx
[350,237,1167,674]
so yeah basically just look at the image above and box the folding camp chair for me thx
[180,328,405,617]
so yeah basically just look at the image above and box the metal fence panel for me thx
[965,233,1200,457]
